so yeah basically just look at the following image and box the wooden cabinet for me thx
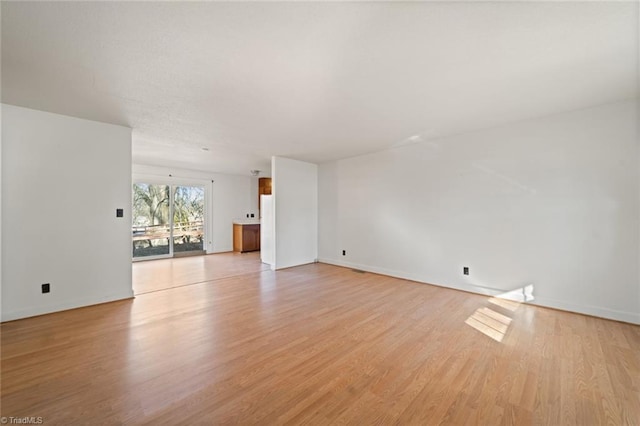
[258,177,272,216]
[233,223,260,253]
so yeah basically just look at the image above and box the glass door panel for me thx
[132,183,171,259]
[172,185,205,254]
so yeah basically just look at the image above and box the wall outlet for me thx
[463,267,469,275]
[41,283,50,293]
[342,250,346,256]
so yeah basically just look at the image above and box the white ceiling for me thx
[2,1,638,176]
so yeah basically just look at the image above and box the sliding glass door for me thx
[172,185,205,254]
[132,183,171,259]
[132,183,206,260]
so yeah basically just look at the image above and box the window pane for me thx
[172,186,205,253]
[132,183,171,258]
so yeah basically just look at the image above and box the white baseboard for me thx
[318,258,640,325]
[1,290,135,322]
[528,296,640,325]
[275,260,316,270]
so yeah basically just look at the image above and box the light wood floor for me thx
[132,251,271,294]
[2,254,639,425]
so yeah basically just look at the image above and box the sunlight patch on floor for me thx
[466,285,534,342]
[465,307,513,342]
[488,296,521,312]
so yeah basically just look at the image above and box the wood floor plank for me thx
[2,252,639,425]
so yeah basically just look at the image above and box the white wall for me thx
[249,177,259,215]
[319,100,639,324]
[272,157,318,269]
[1,104,133,321]
[260,195,275,266]
[133,164,259,253]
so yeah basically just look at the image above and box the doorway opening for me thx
[132,183,206,260]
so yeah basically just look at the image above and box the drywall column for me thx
[272,156,318,270]
[1,104,133,321]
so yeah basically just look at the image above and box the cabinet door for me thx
[254,226,260,251]
[243,225,260,251]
